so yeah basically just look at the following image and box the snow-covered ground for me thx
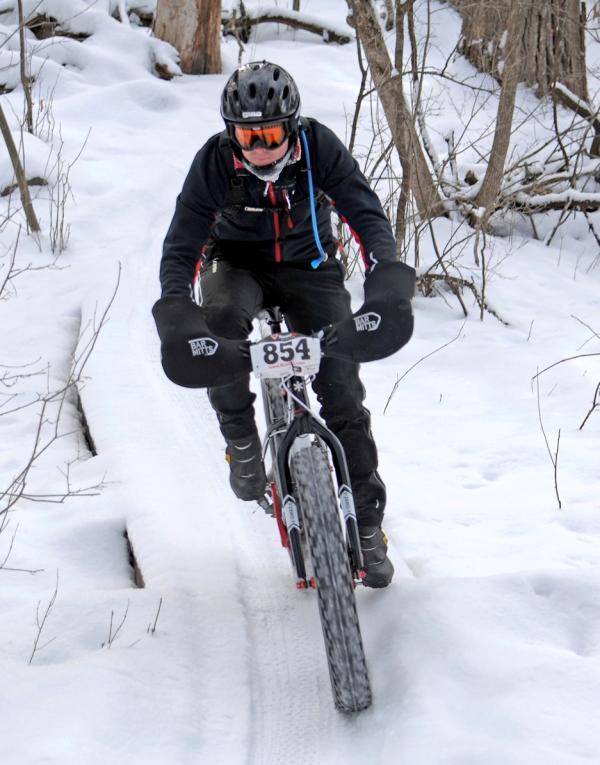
[1,1,599,763]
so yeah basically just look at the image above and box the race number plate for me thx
[250,333,321,378]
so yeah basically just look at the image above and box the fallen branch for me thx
[553,82,600,157]
[222,5,352,45]
[418,272,509,325]
[510,189,600,214]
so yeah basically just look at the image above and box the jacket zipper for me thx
[267,182,282,263]
[284,190,293,229]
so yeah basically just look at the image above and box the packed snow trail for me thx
[80,188,353,764]
[2,2,600,762]
[76,70,600,761]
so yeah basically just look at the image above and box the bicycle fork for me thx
[274,411,366,588]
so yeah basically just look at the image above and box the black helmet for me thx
[221,61,300,129]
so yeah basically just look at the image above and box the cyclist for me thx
[155,62,415,588]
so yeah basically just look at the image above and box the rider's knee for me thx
[204,304,253,340]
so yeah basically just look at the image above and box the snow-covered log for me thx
[222,5,353,45]
[553,82,600,158]
[509,188,600,213]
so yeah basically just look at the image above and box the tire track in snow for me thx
[181,390,344,765]
[124,247,346,763]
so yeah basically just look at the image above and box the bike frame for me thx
[258,309,365,588]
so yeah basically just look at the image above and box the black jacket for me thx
[160,119,397,296]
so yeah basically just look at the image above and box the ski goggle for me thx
[233,121,289,150]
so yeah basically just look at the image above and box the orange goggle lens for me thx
[234,122,288,150]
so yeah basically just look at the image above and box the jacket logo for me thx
[354,312,382,332]
[242,111,262,118]
[188,337,218,357]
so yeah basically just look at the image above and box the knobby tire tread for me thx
[264,378,286,425]
[291,443,372,713]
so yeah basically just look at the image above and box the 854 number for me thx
[262,338,311,365]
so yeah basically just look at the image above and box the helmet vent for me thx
[221,62,299,126]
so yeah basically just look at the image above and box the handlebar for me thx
[153,291,413,391]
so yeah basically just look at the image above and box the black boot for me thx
[225,433,267,501]
[359,526,394,588]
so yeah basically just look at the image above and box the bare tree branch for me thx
[28,570,59,664]
[384,321,466,414]
[347,0,446,220]
[0,103,40,232]
[535,371,562,510]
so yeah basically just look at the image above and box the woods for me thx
[450,0,588,99]
[1,3,600,756]
[347,0,446,236]
[3,0,600,275]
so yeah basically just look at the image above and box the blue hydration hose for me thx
[300,128,327,269]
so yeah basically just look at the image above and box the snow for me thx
[241,4,354,43]
[0,0,180,93]
[1,1,600,763]
[0,130,55,190]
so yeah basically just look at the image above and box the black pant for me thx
[199,257,386,526]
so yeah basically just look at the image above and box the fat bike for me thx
[251,308,372,714]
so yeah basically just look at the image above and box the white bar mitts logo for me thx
[354,312,382,332]
[188,337,219,357]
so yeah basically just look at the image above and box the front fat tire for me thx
[291,443,372,713]
[263,378,286,425]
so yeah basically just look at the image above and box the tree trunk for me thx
[154,0,221,74]
[474,0,525,215]
[346,0,445,223]
[450,0,587,100]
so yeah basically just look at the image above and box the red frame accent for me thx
[271,482,289,549]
